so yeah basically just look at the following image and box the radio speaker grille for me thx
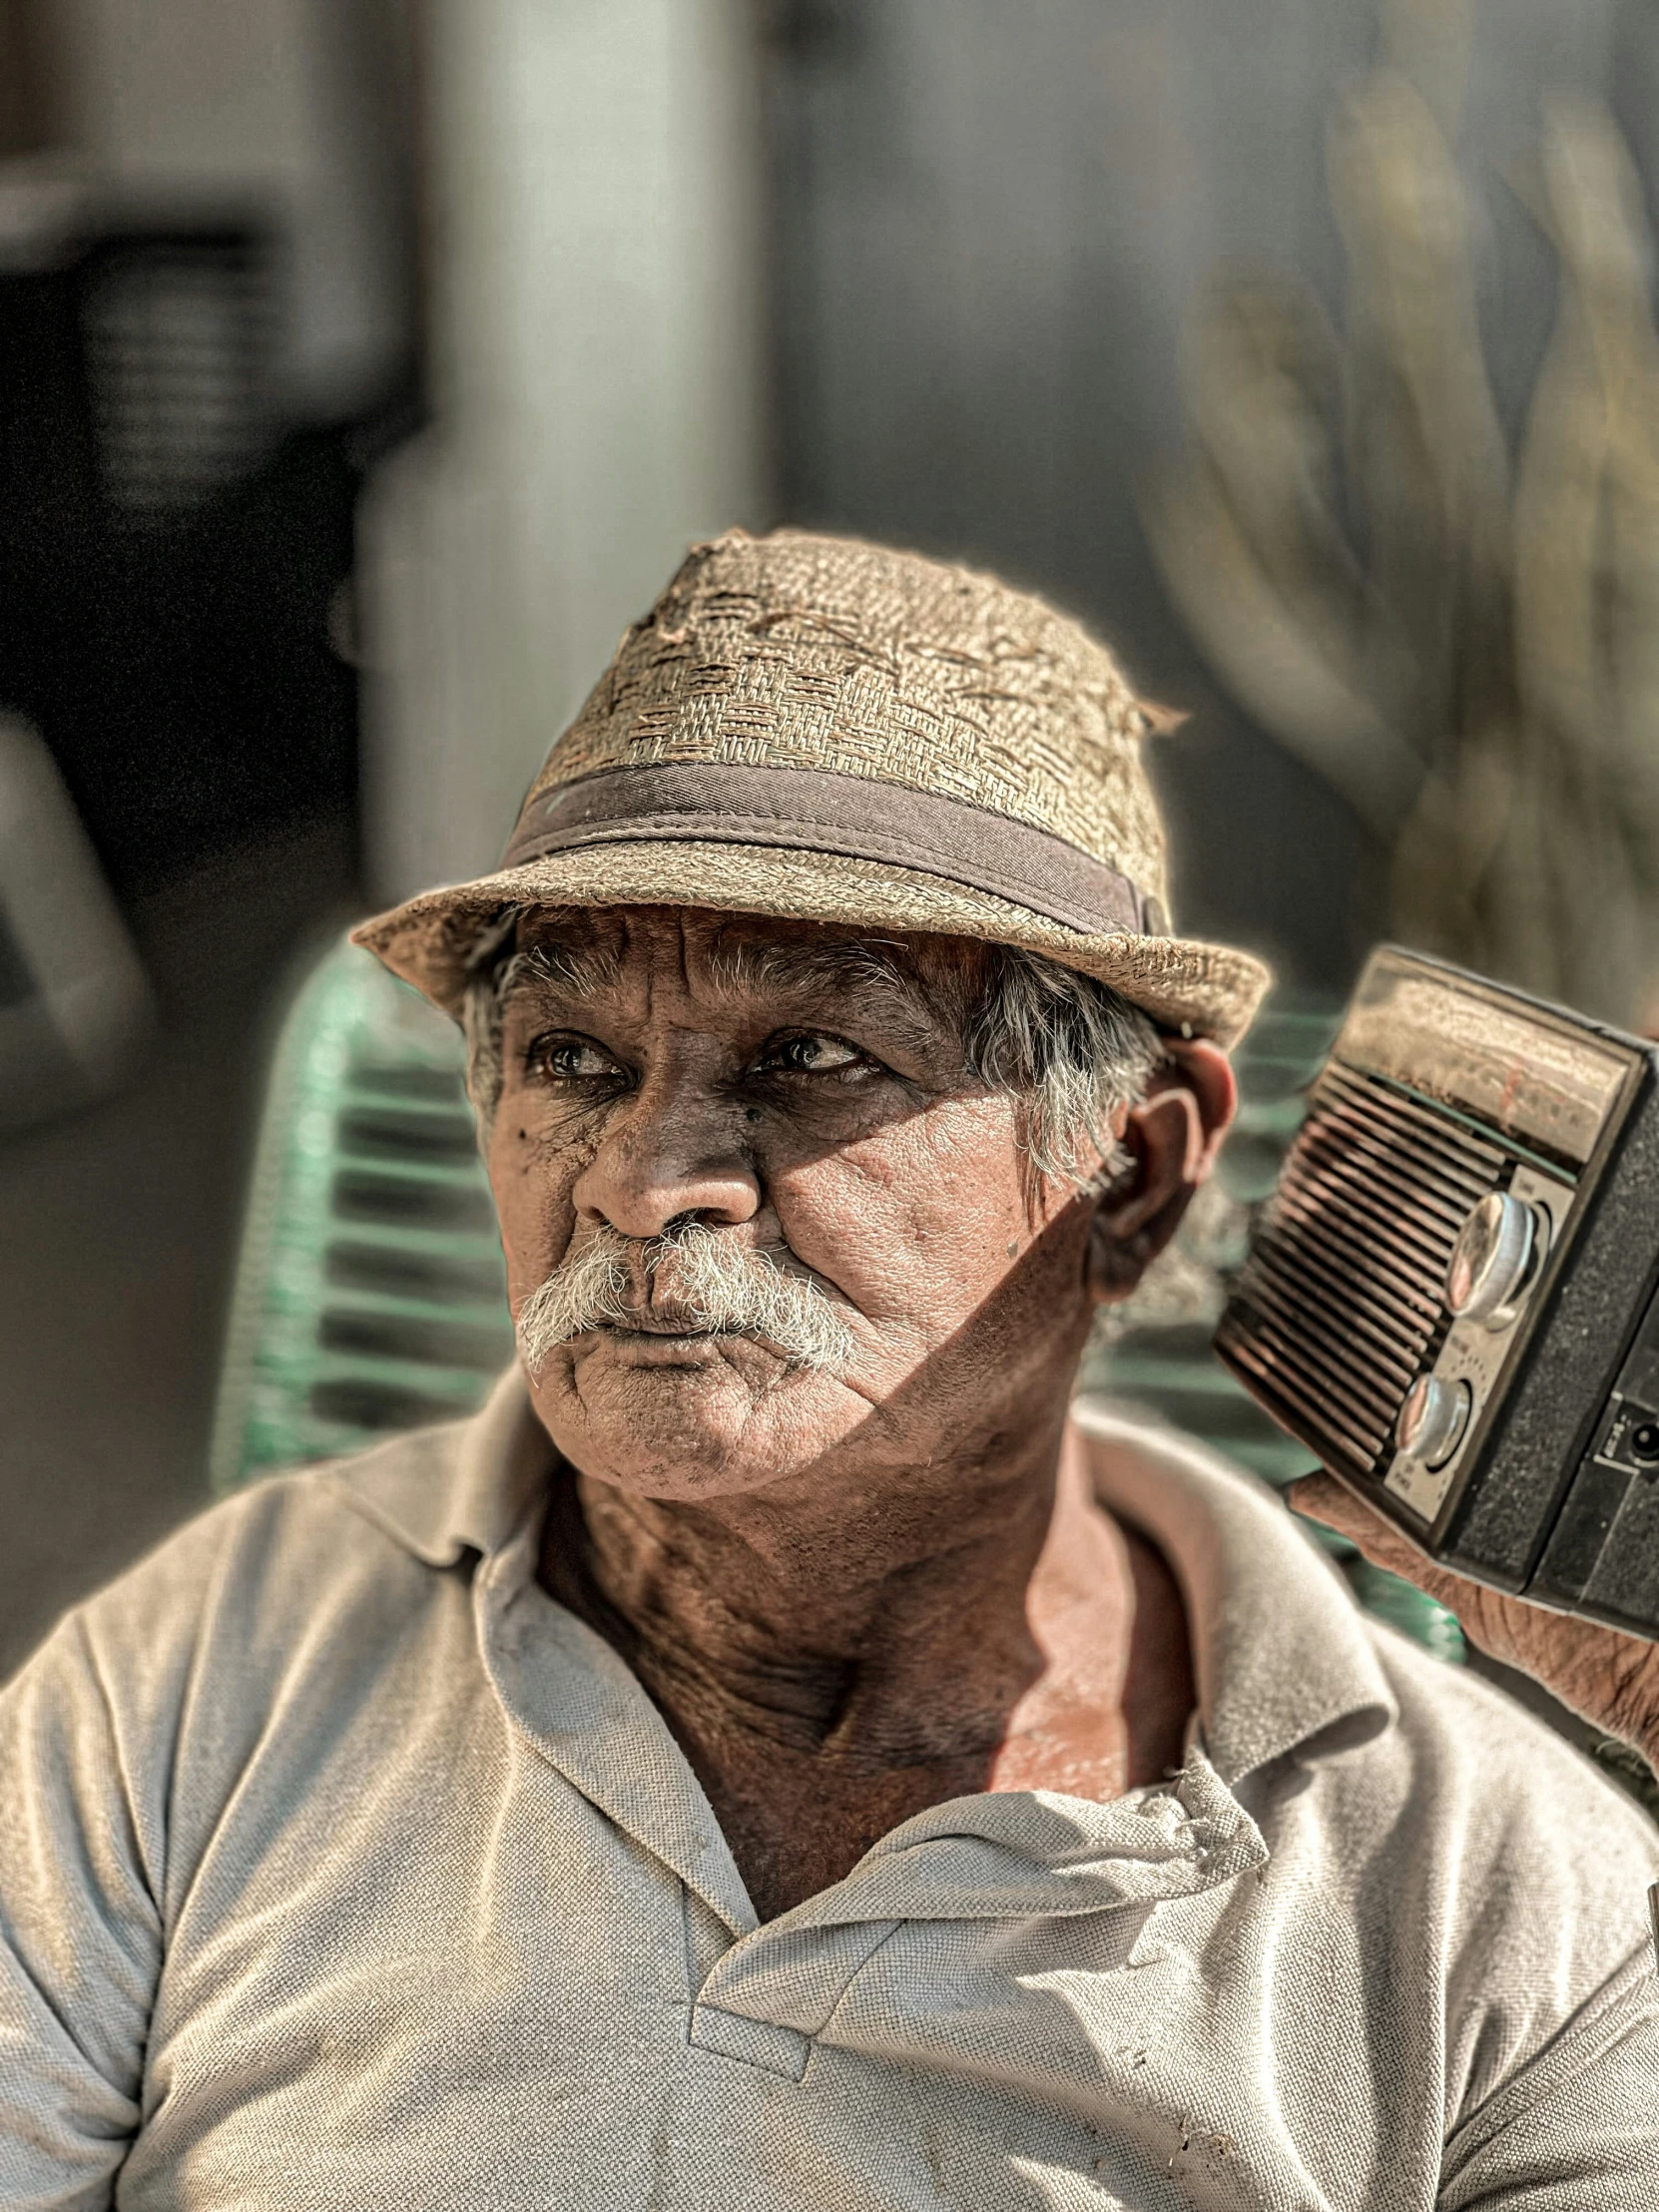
[1215,1065,1504,1479]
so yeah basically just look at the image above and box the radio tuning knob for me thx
[1444,1192,1542,1326]
[1396,1375,1472,1468]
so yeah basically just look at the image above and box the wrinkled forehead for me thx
[509,903,984,1015]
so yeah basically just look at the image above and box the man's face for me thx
[485,906,1121,1503]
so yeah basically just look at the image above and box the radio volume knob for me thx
[1445,1192,1541,1325]
[1396,1376,1472,1468]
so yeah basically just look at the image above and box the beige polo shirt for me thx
[3,1373,1657,2211]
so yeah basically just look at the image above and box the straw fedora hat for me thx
[354,528,1270,1046]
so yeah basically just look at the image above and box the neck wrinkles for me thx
[536,1405,1124,1769]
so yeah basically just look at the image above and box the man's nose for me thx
[571,1077,761,1239]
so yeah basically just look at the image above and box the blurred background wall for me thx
[6,0,1659,1670]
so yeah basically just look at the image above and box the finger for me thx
[1287,1475,1485,1611]
[1285,1472,1361,1531]
[1289,1481,1659,1748]
[1286,1473,1413,1562]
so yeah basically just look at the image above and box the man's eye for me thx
[762,1032,866,1075]
[530,1035,619,1081]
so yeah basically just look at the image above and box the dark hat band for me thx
[502,763,1167,939]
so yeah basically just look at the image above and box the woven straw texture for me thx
[354,529,1271,1044]
[532,529,1165,873]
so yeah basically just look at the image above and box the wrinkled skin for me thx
[1290,1474,1659,1769]
[485,905,1235,1919]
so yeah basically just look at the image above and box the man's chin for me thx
[523,1331,850,1497]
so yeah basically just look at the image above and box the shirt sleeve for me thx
[1438,1945,1659,2210]
[0,1611,163,2211]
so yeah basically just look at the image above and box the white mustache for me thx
[515,1220,857,1377]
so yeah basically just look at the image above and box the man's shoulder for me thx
[5,1418,478,1721]
[0,1420,498,1989]
[1358,1607,1659,1865]
[1335,1619,1659,2146]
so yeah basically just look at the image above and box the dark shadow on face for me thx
[482,903,1229,1515]
[485,907,1117,1497]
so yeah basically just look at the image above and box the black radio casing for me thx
[1215,946,1659,1639]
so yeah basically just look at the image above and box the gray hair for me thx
[461,913,1162,1194]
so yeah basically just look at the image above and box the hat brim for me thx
[351,839,1272,1049]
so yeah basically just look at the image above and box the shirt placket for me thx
[472,1524,761,1942]
[477,1527,1270,2103]
[688,1764,1268,2067]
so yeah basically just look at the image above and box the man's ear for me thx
[1086,1038,1237,1305]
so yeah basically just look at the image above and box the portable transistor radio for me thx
[1214,946,1659,1638]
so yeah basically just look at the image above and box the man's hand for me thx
[1289,1473,1659,1770]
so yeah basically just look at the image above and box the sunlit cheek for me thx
[772,1099,1045,1349]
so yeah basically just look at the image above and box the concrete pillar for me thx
[358,0,770,905]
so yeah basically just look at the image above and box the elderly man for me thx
[3,530,1657,2209]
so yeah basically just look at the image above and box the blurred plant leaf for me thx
[1146,22,1659,1029]
[1378,0,1474,145]
[1144,283,1423,836]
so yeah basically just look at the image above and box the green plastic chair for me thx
[212,944,1462,1663]
[209,936,514,1492]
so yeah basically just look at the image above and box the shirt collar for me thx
[321,1364,550,1566]
[324,1366,1397,1788]
[1072,1394,1397,1786]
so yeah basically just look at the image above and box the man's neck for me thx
[537,1413,1196,1919]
